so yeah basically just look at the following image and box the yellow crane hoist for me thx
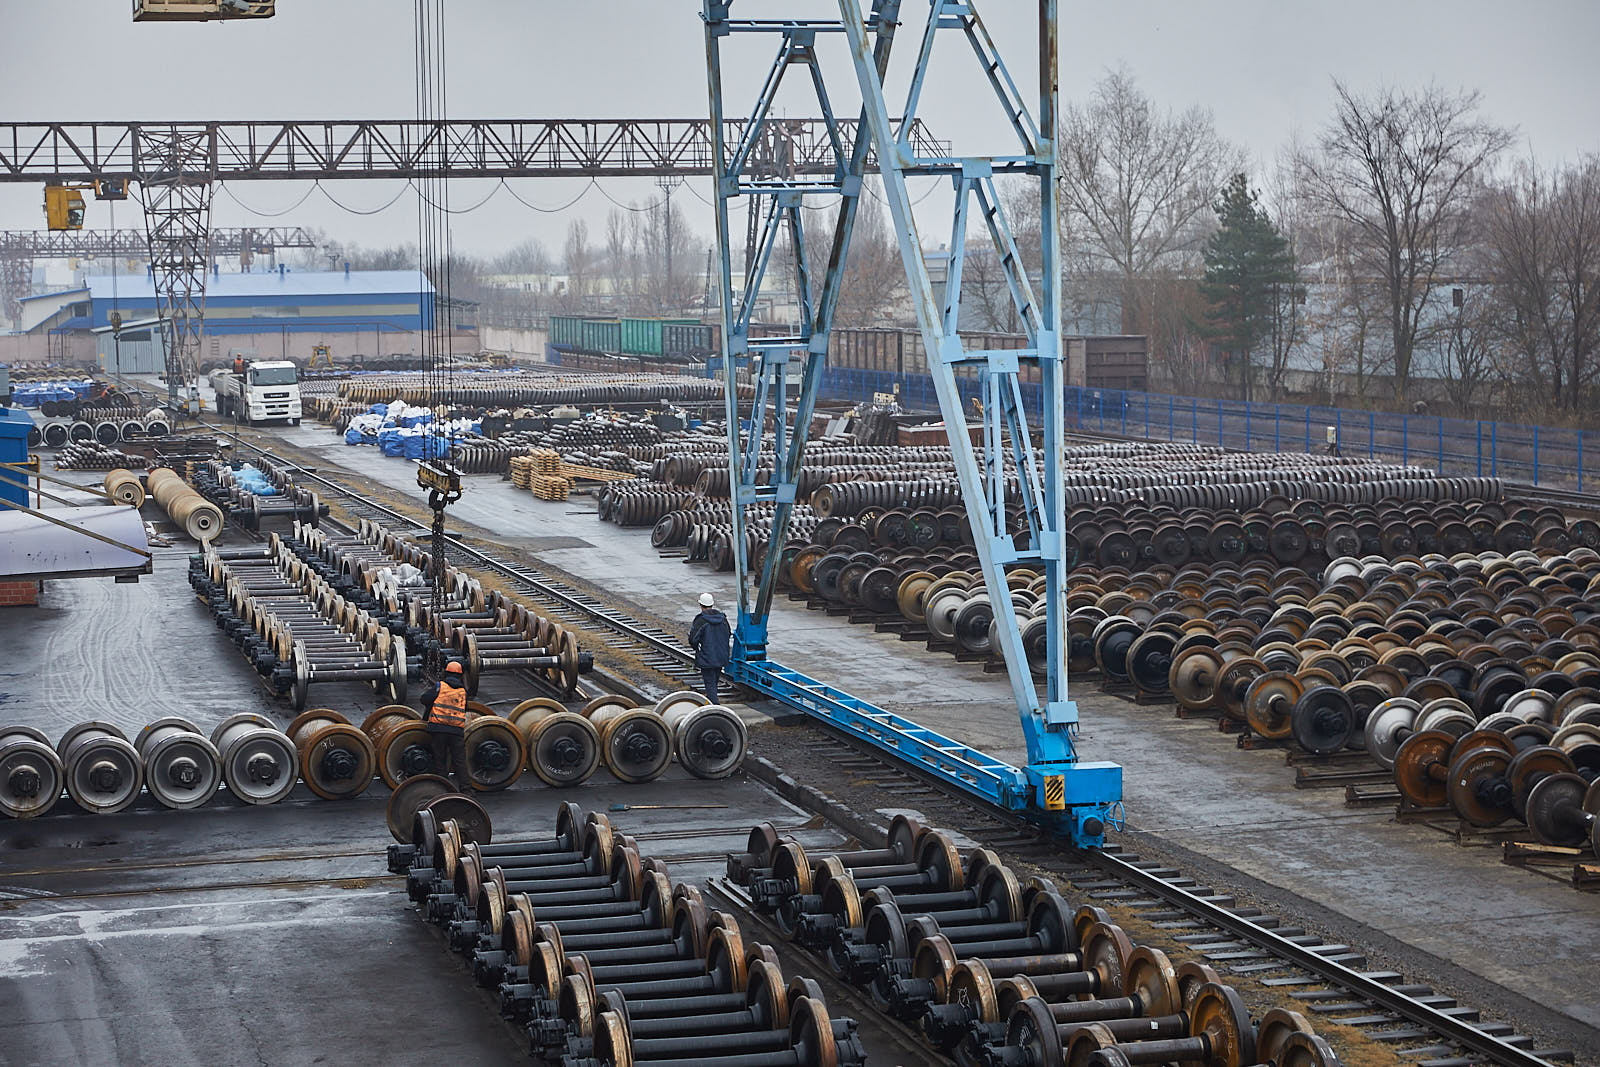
[44,179,128,231]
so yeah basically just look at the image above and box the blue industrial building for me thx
[21,269,435,336]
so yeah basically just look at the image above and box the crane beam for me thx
[0,226,316,257]
[0,118,942,183]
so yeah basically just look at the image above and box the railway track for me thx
[759,738,1573,1067]
[198,425,1577,1066]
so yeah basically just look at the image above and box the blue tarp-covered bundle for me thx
[231,464,278,497]
[342,405,479,458]
[12,380,95,407]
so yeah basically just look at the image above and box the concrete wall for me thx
[0,334,96,366]
[480,325,549,364]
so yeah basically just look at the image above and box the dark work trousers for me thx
[429,730,470,792]
[700,667,722,705]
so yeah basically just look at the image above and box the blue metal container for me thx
[0,407,35,512]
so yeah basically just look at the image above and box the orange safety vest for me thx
[429,681,467,729]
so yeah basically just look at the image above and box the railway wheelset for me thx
[724,818,1342,1067]
[190,538,409,709]
[190,458,328,531]
[391,800,866,1067]
[289,519,594,700]
[1140,547,1600,749]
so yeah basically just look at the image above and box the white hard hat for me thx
[699,592,715,607]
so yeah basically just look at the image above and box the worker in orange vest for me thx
[421,659,470,791]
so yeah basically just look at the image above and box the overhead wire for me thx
[219,182,320,218]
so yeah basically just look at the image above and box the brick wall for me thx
[0,581,41,607]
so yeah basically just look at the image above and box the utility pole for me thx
[655,175,680,314]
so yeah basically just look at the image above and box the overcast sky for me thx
[2,1,1596,262]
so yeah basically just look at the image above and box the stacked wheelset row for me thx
[290,519,592,699]
[0,715,301,818]
[1139,548,1600,751]
[391,800,864,1066]
[726,818,1342,1067]
[1383,693,1600,853]
[191,458,327,532]
[190,538,409,710]
[851,497,1600,680]
[332,370,731,410]
[365,691,750,795]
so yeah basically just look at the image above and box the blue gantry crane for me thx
[702,0,1121,846]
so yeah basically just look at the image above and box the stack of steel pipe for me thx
[725,818,1343,1067]
[190,535,407,709]
[148,466,226,542]
[390,800,864,1067]
[54,440,149,471]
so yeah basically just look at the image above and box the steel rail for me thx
[1085,849,1556,1067]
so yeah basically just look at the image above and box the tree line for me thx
[304,69,1596,424]
[1024,70,1598,422]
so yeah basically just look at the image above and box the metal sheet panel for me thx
[0,504,150,579]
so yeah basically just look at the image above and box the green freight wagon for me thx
[620,317,702,357]
[579,317,622,354]
[549,315,586,349]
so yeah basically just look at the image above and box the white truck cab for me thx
[210,359,303,425]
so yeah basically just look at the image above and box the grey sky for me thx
[2,1,1596,259]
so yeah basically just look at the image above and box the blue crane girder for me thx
[703,0,1120,846]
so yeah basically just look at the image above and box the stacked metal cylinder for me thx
[725,816,1343,1067]
[149,466,226,542]
[391,801,865,1066]
[32,406,171,451]
[0,715,298,818]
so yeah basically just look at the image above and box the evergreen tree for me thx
[1199,174,1296,400]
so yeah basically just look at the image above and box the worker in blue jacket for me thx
[688,592,732,704]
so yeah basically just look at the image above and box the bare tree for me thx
[491,238,551,275]
[604,208,634,310]
[1058,68,1244,329]
[1295,82,1513,403]
[799,188,905,327]
[1481,156,1600,414]
[558,219,593,312]
[1426,286,1498,412]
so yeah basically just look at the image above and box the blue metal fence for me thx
[816,366,1596,492]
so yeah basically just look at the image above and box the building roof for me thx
[18,287,88,306]
[78,269,434,302]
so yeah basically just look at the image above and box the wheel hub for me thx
[7,766,40,797]
[167,756,200,788]
[246,754,280,784]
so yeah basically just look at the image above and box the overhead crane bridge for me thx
[6,0,1118,845]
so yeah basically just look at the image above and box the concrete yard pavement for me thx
[263,422,1600,1045]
